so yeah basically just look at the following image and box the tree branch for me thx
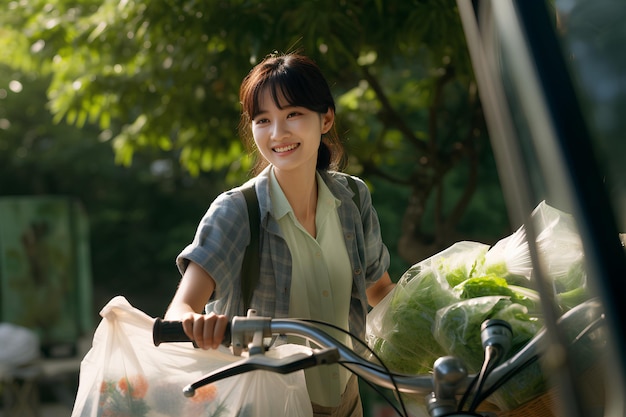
[446,102,484,227]
[360,65,427,153]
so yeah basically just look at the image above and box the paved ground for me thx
[0,399,74,417]
[0,403,72,417]
[39,403,74,417]
[1,357,80,417]
[41,403,74,417]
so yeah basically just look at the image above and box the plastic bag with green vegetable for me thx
[532,202,590,309]
[365,201,596,414]
[478,201,591,312]
[366,241,489,375]
[433,294,545,410]
[480,225,532,286]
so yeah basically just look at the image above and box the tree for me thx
[0,0,508,267]
[0,63,236,316]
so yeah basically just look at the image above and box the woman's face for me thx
[251,87,334,175]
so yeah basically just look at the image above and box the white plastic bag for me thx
[480,201,590,310]
[72,296,312,417]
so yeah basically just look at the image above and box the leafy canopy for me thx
[1,0,509,264]
[1,0,470,175]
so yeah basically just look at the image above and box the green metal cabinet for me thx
[0,196,93,357]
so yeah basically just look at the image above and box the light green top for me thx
[269,168,353,407]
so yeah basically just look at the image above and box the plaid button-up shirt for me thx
[176,166,390,345]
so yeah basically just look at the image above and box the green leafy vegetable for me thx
[455,275,514,299]
[434,296,542,372]
[556,286,591,312]
[434,295,545,410]
[380,267,457,374]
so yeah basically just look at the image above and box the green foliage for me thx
[0,64,233,316]
[1,0,471,174]
[0,0,509,273]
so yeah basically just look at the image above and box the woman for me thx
[165,52,395,417]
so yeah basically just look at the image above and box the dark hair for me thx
[238,52,346,174]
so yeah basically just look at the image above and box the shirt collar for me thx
[269,168,291,220]
[269,168,341,220]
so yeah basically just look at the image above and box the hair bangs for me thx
[247,64,328,120]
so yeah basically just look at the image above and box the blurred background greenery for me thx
[0,0,509,330]
[0,1,515,415]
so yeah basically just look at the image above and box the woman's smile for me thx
[273,143,300,153]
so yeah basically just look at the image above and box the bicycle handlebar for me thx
[151,314,439,394]
[153,299,604,414]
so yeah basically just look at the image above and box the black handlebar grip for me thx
[153,317,190,346]
[152,317,232,347]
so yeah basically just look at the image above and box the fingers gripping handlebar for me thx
[153,309,270,356]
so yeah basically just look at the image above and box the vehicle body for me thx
[457,1,626,416]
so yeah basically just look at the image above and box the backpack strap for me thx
[240,182,260,313]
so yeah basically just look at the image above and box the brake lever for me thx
[182,347,340,397]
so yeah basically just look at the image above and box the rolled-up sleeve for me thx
[176,190,249,299]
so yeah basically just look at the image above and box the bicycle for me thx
[152,298,604,417]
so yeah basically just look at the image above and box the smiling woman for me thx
[163,52,395,417]
[237,53,346,176]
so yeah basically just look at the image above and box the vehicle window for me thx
[460,1,626,416]
[553,0,626,233]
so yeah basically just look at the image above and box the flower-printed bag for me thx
[72,296,312,417]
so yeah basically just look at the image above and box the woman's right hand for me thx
[180,311,230,350]
[166,261,227,349]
